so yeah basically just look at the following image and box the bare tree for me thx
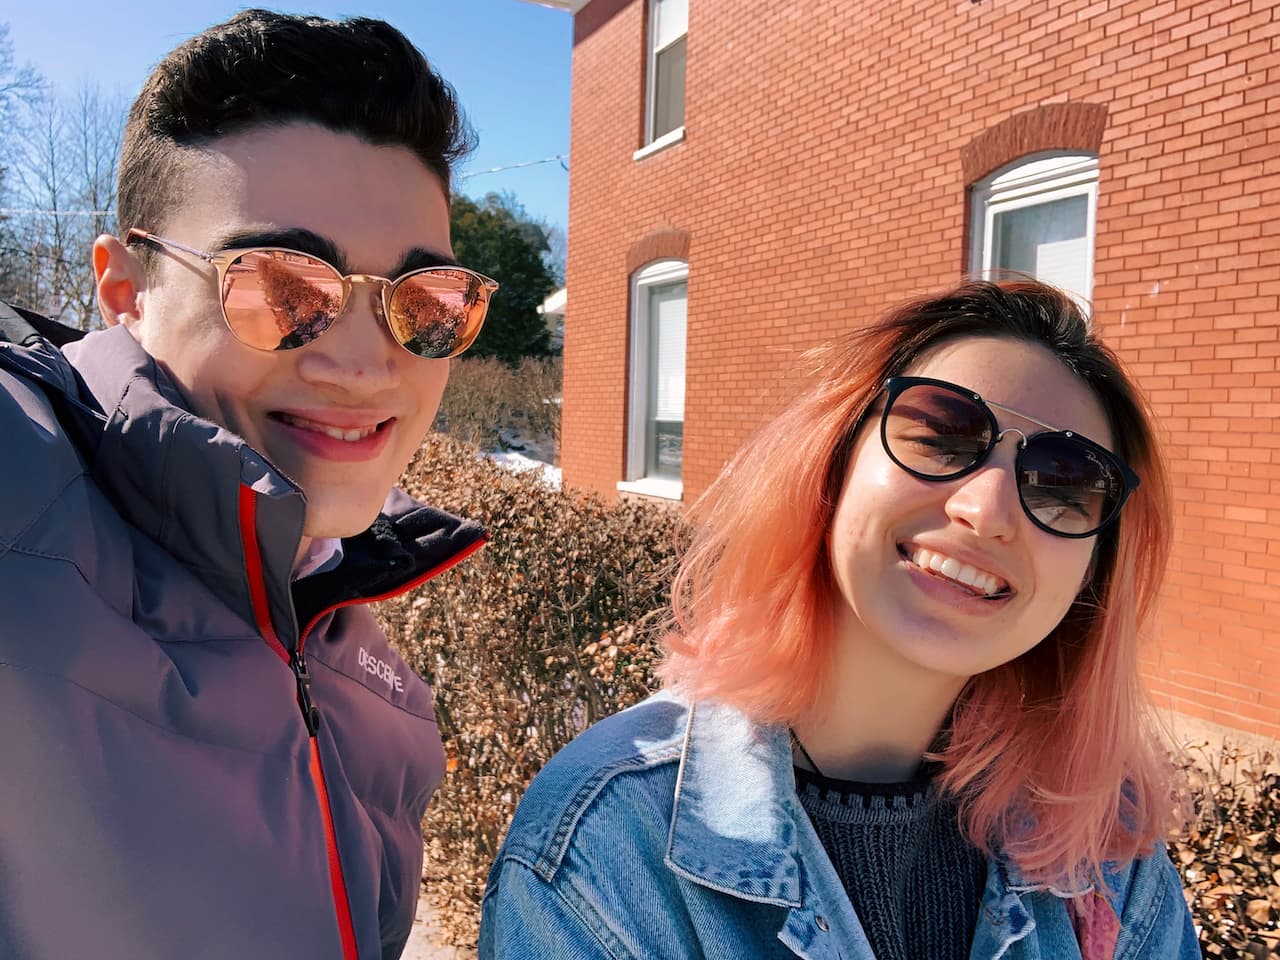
[62,84,122,325]
[0,23,43,132]
[5,82,124,328]
[0,23,48,304]
[14,93,73,315]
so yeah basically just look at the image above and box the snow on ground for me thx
[485,449,562,490]
[481,426,562,490]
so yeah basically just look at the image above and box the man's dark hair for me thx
[118,9,474,260]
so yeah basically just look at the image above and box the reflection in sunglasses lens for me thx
[219,253,491,358]
[223,251,344,351]
[884,380,1124,537]
[1019,435,1115,535]
[885,384,992,476]
[389,270,485,359]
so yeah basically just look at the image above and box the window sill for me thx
[616,477,683,501]
[633,126,685,162]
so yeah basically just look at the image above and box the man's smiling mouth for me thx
[272,412,391,442]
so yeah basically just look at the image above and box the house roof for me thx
[514,0,587,11]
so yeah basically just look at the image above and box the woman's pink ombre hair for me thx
[659,279,1174,888]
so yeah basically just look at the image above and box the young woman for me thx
[479,280,1197,959]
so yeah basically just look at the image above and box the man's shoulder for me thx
[0,347,94,550]
[0,300,86,349]
[494,693,689,880]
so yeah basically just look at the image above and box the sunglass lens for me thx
[387,269,490,359]
[221,251,344,351]
[1018,434,1121,535]
[884,383,994,477]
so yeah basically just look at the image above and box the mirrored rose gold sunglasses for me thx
[126,228,498,359]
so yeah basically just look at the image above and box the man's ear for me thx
[93,234,146,330]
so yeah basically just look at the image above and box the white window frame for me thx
[633,125,685,161]
[643,0,687,149]
[969,152,1099,314]
[619,259,688,501]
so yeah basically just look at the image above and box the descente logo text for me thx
[357,647,404,694]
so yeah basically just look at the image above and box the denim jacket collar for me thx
[662,699,1060,958]
[665,700,805,907]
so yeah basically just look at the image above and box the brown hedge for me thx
[434,356,561,455]
[376,433,686,944]
[1175,746,1279,957]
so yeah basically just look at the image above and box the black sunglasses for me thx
[879,376,1139,539]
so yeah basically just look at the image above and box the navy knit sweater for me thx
[795,765,987,960]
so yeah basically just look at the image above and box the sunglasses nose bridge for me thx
[963,427,1026,475]
[994,426,1029,449]
[343,273,395,321]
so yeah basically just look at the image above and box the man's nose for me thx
[294,281,401,392]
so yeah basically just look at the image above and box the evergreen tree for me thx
[449,191,558,363]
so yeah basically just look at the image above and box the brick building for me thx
[523,0,1280,738]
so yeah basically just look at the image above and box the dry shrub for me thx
[436,356,561,457]
[433,357,510,448]
[375,433,684,945]
[513,355,562,454]
[1171,745,1280,958]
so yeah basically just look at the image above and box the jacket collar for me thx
[663,698,1055,951]
[665,700,806,907]
[52,326,482,646]
[291,487,486,640]
[63,326,306,642]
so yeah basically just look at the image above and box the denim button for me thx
[815,915,829,932]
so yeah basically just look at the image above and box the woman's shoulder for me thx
[1105,843,1199,956]
[480,696,800,960]
[1031,844,1197,959]
[492,692,691,878]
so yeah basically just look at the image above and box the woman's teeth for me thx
[909,547,1006,597]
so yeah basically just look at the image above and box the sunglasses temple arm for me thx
[129,230,217,263]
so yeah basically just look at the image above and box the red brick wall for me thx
[561,0,1280,737]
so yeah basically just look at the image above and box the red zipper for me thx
[237,485,290,668]
[237,484,485,960]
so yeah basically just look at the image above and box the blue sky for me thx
[3,0,573,231]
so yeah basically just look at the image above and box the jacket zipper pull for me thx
[290,650,321,736]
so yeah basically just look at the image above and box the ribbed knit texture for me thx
[795,766,987,960]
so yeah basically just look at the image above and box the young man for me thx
[0,11,495,959]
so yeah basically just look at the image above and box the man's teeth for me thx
[281,414,379,442]
[910,547,1004,597]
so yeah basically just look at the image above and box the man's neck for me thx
[293,536,344,580]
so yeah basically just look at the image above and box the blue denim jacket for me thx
[480,693,1199,959]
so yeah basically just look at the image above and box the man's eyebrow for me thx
[214,230,456,277]
[216,228,346,270]
[391,247,459,276]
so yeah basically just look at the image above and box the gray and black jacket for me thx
[0,318,485,960]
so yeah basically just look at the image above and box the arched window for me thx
[621,259,687,500]
[969,153,1099,312]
